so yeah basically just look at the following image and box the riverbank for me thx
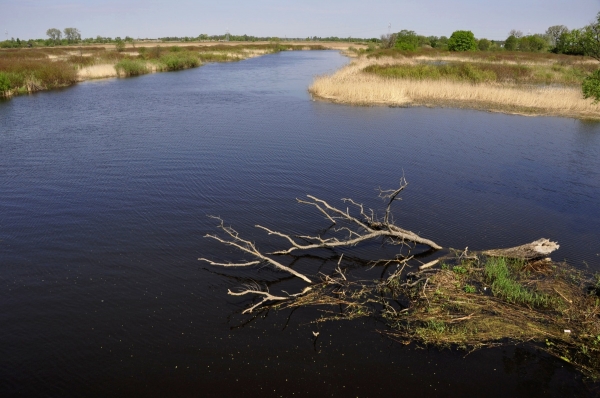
[1,42,359,97]
[309,52,600,120]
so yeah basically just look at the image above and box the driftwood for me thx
[199,180,562,314]
[482,238,559,260]
[199,178,441,285]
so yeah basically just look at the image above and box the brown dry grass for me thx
[77,64,118,80]
[309,56,600,120]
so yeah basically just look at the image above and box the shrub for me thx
[505,35,518,51]
[448,30,477,52]
[394,30,420,51]
[149,46,162,59]
[114,59,148,76]
[0,72,10,93]
[158,52,200,70]
[115,40,125,52]
[582,69,600,103]
[0,58,77,92]
[478,38,491,51]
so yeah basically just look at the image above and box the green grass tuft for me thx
[484,257,552,307]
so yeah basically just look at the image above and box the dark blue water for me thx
[1,50,599,397]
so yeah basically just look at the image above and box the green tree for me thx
[436,36,449,50]
[518,36,531,52]
[545,25,569,48]
[395,30,419,51]
[448,30,477,51]
[527,34,549,52]
[582,69,600,103]
[46,28,62,45]
[555,29,585,55]
[505,35,518,51]
[478,38,491,51]
[63,27,81,43]
[416,35,430,47]
[581,12,600,62]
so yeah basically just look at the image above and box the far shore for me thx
[1,41,366,97]
[75,41,364,81]
[309,53,600,120]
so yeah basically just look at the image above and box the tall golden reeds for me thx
[309,57,600,119]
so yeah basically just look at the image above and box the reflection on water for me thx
[1,50,599,397]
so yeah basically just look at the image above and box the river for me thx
[1,50,599,397]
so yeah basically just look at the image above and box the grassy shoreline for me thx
[309,51,600,120]
[0,42,349,98]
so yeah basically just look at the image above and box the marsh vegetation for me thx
[310,51,600,119]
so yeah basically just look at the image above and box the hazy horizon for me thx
[1,0,598,41]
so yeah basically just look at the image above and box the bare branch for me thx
[228,288,288,314]
[378,175,408,225]
[341,198,372,222]
[305,195,371,231]
[419,259,439,270]
[228,286,312,314]
[297,198,336,224]
[198,258,261,267]
[199,217,312,283]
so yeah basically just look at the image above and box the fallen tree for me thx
[199,180,598,379]
[200,177,442,284]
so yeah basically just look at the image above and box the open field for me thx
[310,51,600,120]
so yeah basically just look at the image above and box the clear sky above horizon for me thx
[1,0,599,41]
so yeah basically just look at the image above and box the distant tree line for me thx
[378,14,600,103]
[377,14,600,59]
[0,29,380,49]
[1,16,598,62]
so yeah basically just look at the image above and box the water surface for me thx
[1,50,599,397]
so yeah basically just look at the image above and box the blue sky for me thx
[1,0,599,41]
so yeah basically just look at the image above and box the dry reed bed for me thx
[77,64,118,80]
[310,57,600,119]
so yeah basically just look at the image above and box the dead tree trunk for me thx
[482,238,559,260]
